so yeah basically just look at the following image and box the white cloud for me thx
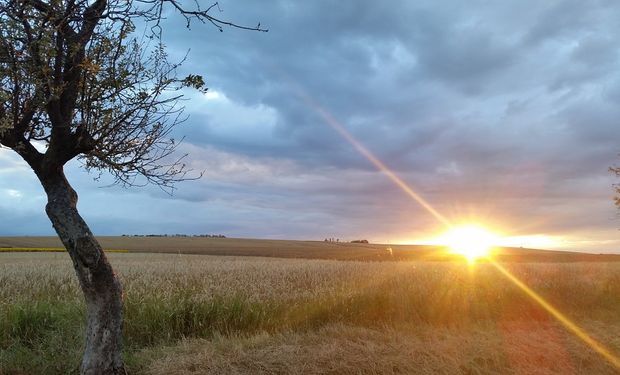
[185,88,281,145]
[5,189,23,199]
[204,90,222,100]
[0,148,29,173]
[436,161,462,176]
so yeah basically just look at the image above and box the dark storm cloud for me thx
[166,0,620,172]
[2,0,620,251]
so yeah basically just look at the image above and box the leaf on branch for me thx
[181,74,207,93]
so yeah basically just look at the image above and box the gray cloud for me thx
[2,0,619,252]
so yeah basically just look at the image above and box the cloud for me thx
[1,0,619,252]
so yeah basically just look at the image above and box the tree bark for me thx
[39,168,125,375]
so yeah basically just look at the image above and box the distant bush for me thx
[350,240,369,244]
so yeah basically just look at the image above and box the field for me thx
[1,241,620,374]
[2,236,620,262]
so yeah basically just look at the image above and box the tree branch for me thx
[130,0,268,35]
[1,0,266,190]
[164,0,268,32]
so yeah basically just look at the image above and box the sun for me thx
[439,225,498,262]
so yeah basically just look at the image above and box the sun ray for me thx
[287,82,451,228]
[286,81,620,370]
[491,261,620,370]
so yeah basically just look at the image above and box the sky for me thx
[1,0,620,253]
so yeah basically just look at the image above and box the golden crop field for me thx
[1,252,619,374]
[1,236,619,262]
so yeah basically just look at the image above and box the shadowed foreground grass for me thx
[140,322,620,375]
[1,253,619,374]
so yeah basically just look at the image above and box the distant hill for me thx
[1,236,619,262]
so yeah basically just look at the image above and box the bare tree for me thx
[612,166,620,209]
[0,1,265,373]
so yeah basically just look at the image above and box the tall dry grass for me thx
[1,253,619,374]
[143,322,620,375]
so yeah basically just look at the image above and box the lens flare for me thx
[491,261,620,369]
[285,79,451,228]
[441,225,497,262]
[286,79,620,370]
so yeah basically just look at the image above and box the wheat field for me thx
[2,236,619,262]
[1,252,620,374]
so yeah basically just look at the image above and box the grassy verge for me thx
[135,322,620,375]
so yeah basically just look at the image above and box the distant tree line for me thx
[324,238,370,244]
[122,234,227,238]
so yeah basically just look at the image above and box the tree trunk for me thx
[39,169,125,375]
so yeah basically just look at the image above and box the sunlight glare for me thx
[441,225,498,262]
[290,81,620,369]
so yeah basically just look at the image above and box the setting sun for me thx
[440,225,498,262]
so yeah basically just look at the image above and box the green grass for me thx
[123,295,275,347]
[0,301,83,373]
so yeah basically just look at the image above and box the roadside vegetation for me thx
[2,252,619,374]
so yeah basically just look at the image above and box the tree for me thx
[0,1,265,373]
[612,166,620,209]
